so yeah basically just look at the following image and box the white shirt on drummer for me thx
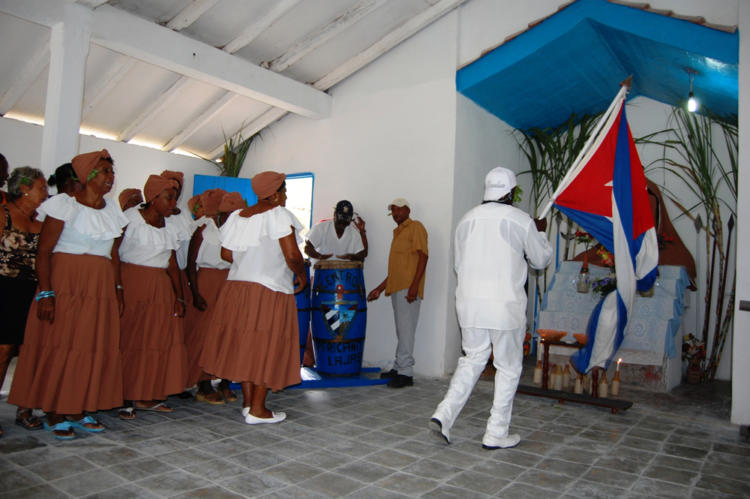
[221,206,302,294]
[36,193,128,258]
[454,202,552,331]
[119,207,180,268]
[194,217,230,270]
[306,219,364,262]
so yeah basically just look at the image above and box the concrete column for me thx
[40,3,92,172]
[732,1,750,425]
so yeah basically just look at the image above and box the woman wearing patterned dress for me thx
[0,167,47,436]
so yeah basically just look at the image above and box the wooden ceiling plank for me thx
[314,0,468,91]
[0,0,331,119]
[118,76,191,142]
[0,37,50,115]
[166,0,219,31]
[82,57,136,119]
[223,0,302,54]
[76,0,109,8]
[264,0,387,73]
[92,4,330,118]
[162,91,235,152]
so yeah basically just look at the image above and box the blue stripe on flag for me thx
[571,296,605,373]
[555,206,613,252]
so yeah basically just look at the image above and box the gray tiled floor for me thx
[0,367,747,498]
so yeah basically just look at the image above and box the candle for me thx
[616,358,622,372]
[598,372,609,398]
[574,375,583,394]
[611,370,621,396]
[533,361,543,385]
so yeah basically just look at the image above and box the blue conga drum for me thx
[294,260,312,364]
[311,260,367,376]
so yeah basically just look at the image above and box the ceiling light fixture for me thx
[686,68,699,113]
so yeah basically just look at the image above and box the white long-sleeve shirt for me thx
[454,202,552,330]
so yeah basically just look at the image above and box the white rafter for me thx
[314,0,468,90]
[263,0,387,73]
[0,37,50,115]
[161,0,300,151]
[162,92,235,152]
[118,76,190,142]
[206,0,468,159]
[82,56,136,119]
[76,0,109,8]
[0,0,331,119]
[223,0,301,54]
[166,0,219,31]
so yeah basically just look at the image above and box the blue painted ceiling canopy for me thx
[457,0,738,130]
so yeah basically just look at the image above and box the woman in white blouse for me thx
[9,150,128,440]
[200,171,306,424]
[118,175,188,419]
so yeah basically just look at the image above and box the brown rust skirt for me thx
[8,253,124,414]
[200,280,301,391]
[119,262,187,401]
[184,267,228,386]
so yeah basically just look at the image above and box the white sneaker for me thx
[429,417,451,444]
[482,433,521,450]
[241,406,250,418]
[244,411,287,425]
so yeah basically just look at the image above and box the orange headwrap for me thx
[119,188,143,210]
[200,188,227,216]
[144,175,178,203]
[218,192,245,213]
[160,170,184,188]
[71,149,112,184]
[251,171,285,200]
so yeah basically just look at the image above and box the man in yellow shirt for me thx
[367,198,428,388]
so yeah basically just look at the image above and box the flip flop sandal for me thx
[196,392,225,405]
[118,407,136,420]
[15,411,43,431]
[43,420,76,440]
[66,415,105,432]
[135,402,173,413]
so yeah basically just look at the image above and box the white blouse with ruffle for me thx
[166,208,194,270]
[194,217,230,270]
[119,207,180,268]
[36,194,128,258]
[221,206,302,294]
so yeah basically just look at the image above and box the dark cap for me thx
[335,200,353,218]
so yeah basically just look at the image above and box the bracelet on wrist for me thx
[35,290,55,301]
[115,284,124,290]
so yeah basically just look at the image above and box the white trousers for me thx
[433,326,524,440]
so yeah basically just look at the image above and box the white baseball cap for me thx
[483,166,516,201]
[387,197,410,215]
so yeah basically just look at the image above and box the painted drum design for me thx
[311,260,367,376]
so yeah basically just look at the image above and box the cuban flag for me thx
[542,83,659,373]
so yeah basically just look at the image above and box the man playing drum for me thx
[304,200,367,262]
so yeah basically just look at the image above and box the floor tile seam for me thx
[131,465,246,497]
[12,480,76,498]
[31,452,112,484]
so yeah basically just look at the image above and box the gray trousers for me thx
[390,289,421,377]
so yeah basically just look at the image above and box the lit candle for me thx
[616,358,622,372]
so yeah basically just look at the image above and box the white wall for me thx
[0,117,216,202]
[733,0,750,425]
[240,13,460,377]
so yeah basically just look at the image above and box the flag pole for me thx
[539,77,632,219]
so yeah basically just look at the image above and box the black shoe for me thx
[387,375,413,388]
[379,369,398,379]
